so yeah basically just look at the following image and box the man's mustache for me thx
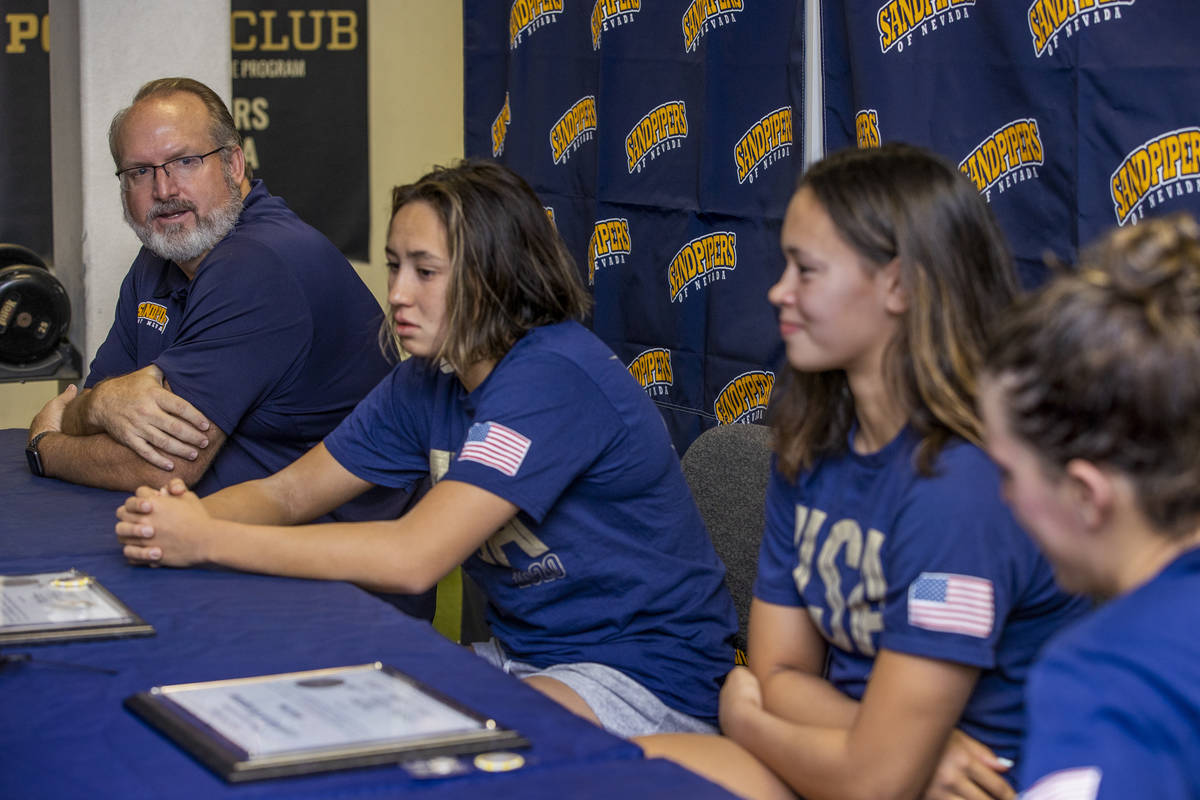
[146,199,197,224]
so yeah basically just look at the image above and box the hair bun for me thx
[1082,213,1200,324]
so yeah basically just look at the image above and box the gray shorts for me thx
[471,638,718,739]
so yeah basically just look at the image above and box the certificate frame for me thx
[0,569,154,645]
[125,663,530,783]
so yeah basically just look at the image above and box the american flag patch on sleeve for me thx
[458,421,531,477]
[1020,767,1101,800]
[907,572,994,638]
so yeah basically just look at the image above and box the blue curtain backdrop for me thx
[822,0,1200,287]
[464,1,801,454]
[461,1,1200,453]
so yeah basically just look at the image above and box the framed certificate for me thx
[125,663,530,782]
[0,569,154,645]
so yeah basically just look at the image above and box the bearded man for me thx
[25,77,396,501]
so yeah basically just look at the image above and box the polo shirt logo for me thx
[136,301,169,333]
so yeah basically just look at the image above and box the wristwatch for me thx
[25,431,52,477]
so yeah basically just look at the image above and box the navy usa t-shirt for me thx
[1019,548,1200,800]
[754,426,1090,769]
[325,321,738,723]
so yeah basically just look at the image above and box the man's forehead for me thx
[119,93,210,157]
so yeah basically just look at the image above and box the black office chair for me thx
[681,422,772,664]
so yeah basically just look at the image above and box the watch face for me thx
[25,440,45,477]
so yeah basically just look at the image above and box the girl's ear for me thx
[1064,458,1115,532]
[879,258,909,314]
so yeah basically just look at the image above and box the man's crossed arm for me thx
[27,364,226,492]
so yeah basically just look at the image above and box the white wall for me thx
[54,0,231,377]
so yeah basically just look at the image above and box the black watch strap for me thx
[25,430,52,477]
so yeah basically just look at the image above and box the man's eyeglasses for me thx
[115,147,226,191]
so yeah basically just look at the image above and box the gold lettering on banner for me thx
[588,218,631,284]
[549,96,598,165]
[876,0,975,54]
[627,348,673,395]
[288,10,325,51]
[241,137,260,172]
[667,231,735,302]
[856,109,881,148]
[232,96,271,174]
[232,97,271,131]
[231,9,359,52]
[328,10,357,50]
[509,0,565,50]
[231,59,307,79]
[957,118,1045,198]
[625,101,689,173]
[1110,127,1200,226]
[591,0,641,49]
[682,0,744,52]
[713,370,773,424]
[734,106,793,184]
[259,10,289,51]
[1028,0,1133,57]
[4,12,48,53]
[492,93,511,158]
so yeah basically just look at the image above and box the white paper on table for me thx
[161,665,486,757]
[0,571,133,631]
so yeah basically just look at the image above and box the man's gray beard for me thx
[124,168,244,265]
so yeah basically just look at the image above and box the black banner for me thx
[0,0,51,260]
[231,0,369,260]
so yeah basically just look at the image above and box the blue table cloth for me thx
[0,428,733,799]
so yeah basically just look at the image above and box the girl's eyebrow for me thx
[384,248,443,262]
[783,243,822,265]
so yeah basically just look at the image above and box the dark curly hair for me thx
[985,213,1200,537]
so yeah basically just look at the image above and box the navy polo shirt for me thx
[87,180,394,499]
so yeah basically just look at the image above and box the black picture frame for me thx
[0,570,154,645]
[125,662,530,783]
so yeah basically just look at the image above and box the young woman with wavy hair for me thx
[641,144,1087,800]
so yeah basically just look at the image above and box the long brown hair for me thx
[986,214,1200,537]
[384,160,591,373]
[772,143,1018,480]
